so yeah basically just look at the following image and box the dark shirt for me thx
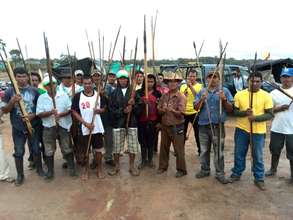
[3,86,39,132]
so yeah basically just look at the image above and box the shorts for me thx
[113,128,139,154]
[81,133,104,151]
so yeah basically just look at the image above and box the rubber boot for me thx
[265,154,280,177]
[14,157,24,187]
[289,160,293,184]
[66,153,77,177]
[34,154,45,177]
[45,156,54,181]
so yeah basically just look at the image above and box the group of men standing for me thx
[1,65,293,191]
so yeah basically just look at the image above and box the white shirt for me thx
[234,76,244,91]
[36,91,72,130]
[270,87,293,134]
[121,88,127,96]
[79,91,104,135]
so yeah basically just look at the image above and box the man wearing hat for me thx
[157,69,187,178]
[194,70,233,184]
[36,75,77,180]
[230,71,273,190]
[74,69,84,87]
[57,68,82,99]
[2,67,44,186]
[266,68,293,184]
[108,69,141,176]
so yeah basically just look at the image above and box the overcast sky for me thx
[1,0,292,60]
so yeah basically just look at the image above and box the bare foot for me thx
[81,172,89,181]
[97,170,106,179]
[129,167,140,176]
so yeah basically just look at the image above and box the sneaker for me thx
[229,174,240,183]
[254,180,266,191]
[195,170,210,179]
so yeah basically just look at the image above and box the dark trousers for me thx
[138,121,156,162]
[269,131,293,160]
[184,113,201,154]
[159,124,186,172]
[12,128,40,159]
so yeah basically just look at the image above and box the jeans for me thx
[12,128,40,159]
[231,128,265,181]
[198,124,225,177]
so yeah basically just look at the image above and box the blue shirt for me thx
[36,91,72,130]
[194,87,233,125]
[3,86,39,132]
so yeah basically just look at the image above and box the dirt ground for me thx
[0,115,293,220]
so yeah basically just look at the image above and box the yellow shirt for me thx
[234,89,273,134]
[180,83,203,115]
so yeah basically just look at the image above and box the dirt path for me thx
[0,116,293,220]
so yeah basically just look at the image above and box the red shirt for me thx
[139,92,159,122]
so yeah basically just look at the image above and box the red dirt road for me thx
[1,116,293,220]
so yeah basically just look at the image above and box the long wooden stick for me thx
[103,25,121,89]
[126,38,138,130]
[143,15,149,118]
[43,33,57,111]
[67,45,75,97]
[186,41,228,139]
[0,52,33,136]
[16,38,32,85]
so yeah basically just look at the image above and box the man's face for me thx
[206,74,219,87]
[83,78,93,92]
[234,71,241,77]
[167,80,178,90]
[248,76,262,92]
[147,77,155,90]
[280,75,293,88]
[62,76,72,87]
[108,74,116,84]
[16,73,29,87]
[44,83,57,94]
[31,75,40,88]
[188,72,197,84]
[136,73,144,85]
[118,77,128,88]
[158,75,164,84]
[75,74,83,85]
[92,73,101,84]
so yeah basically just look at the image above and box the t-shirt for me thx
[121,88,127,96]
[180,83,203,115]
[57,83,83,99]
[36,91,72,130]
[234,89,273,134]
[71,91,105,135]
[3,86,39,132]
[270,87,293,134]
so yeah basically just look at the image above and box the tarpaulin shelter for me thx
[251,58,293,83]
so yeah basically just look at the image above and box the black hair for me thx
[248,71,262,81]
[82,75,93,81]
[31,72,41,82]
[13,67,28,76]
[141,74,157,95]
[188,69,198,76]
[158,73,164,77]
[135,70,144,76]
